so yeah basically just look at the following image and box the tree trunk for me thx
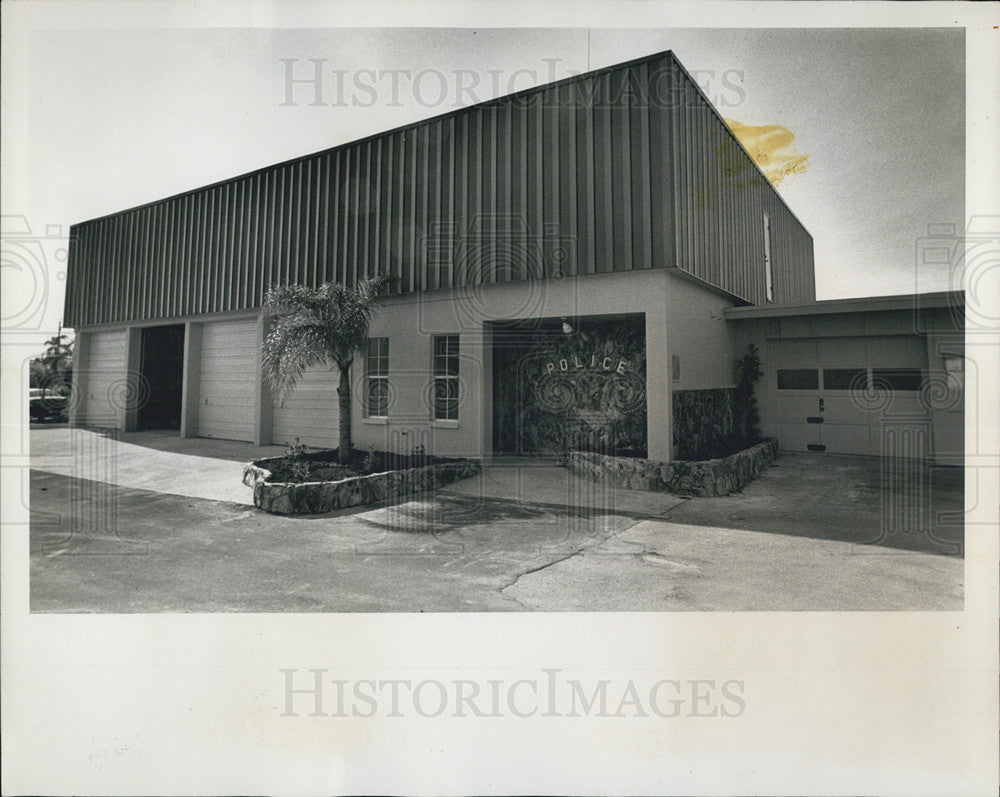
[337,363,352,465]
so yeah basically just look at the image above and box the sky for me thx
[3,18,971,346]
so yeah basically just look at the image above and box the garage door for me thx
[197,318,258,441]
[79,329,128,428]
[768,335,930,457]
[271,364,340,448]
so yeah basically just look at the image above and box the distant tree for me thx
[261,277,389,465]
[31,333,73,396]
[29,359,48,389]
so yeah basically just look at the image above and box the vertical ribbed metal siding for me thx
[668,54,815,305]
[65,58,672,328]
[764,188,815,305]
[64,51,813,328]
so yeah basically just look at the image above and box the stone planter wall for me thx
[567,438,778,497]
[243,457,481,516]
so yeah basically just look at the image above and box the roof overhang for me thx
[723,290,964,320]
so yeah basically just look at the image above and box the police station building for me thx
[63,50,965,465]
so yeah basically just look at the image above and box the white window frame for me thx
[432,334,460,421]
[763,211,774,303]
[365,337,389,418]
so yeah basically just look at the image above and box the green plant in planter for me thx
[734,343,763,447]
[410,442,428,468]
[363,444,378,475]
[282,438,312,481]
[285,437,308,458]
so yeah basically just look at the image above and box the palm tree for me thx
[36,332,73,397]
[262,276,389,464]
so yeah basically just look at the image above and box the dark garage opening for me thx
[139,324,185,431]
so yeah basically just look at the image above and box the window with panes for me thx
[365,337,389,417]
[432,335,459,420]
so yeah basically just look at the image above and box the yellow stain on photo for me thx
[724,119,810,186]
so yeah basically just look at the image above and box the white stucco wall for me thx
[664,274,738,391]
[70,269,745,461]
[352,268,738,461]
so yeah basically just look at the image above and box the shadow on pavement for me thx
[660,453,964,557]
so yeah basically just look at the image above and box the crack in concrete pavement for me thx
[498,514,649,601]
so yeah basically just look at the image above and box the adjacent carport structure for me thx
[727,290,965,465]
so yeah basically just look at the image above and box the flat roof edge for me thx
[723,290,965,319]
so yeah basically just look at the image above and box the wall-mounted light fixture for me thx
[561,317,573,335]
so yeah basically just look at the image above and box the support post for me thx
[123,326,142,432]
[478,324,493,461]
[180,322,202,438]
[645,304,673,461]
[68,330,90,428]
[254,314,273,447]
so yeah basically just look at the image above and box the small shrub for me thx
[286,437,308,458]
[734,344,763,447]
[281,438,312,481]
[363,444,378,474]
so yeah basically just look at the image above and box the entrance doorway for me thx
[138,324,185,431]
[492,320,562,455]
[491,314,647,457]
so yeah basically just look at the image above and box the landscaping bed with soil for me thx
[243,448,481,516]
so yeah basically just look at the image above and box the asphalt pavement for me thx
[28,427,963,612]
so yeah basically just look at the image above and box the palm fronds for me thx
[261,276,389,399]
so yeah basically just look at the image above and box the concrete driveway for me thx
[30,426,287,505]
[29,427,963,612]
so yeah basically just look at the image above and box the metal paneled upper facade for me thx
[64,50,815,329]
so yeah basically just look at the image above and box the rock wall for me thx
[567,438,778,497]
[243,457,481,516]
